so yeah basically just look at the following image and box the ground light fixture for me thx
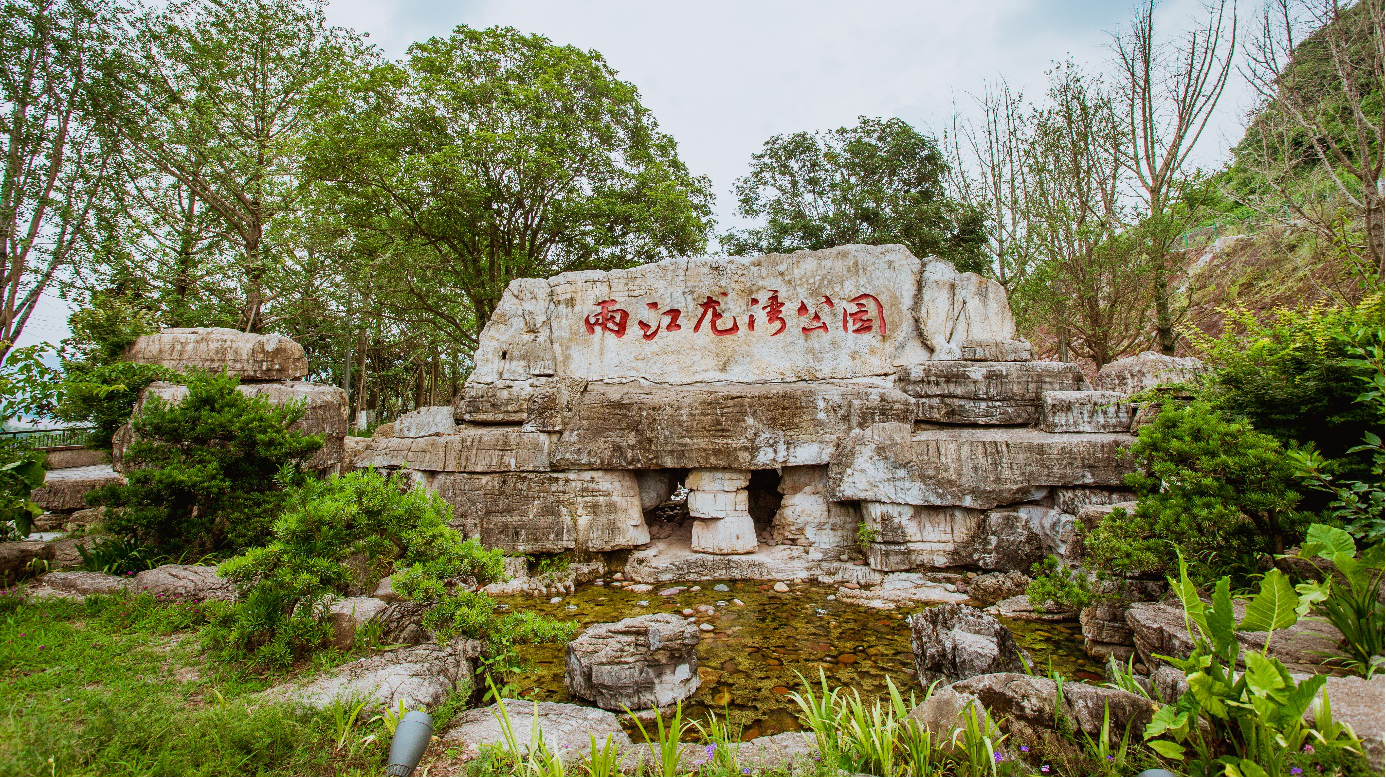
[385,710,434,777]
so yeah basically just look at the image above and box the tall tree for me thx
[306,25,714,348]
[1020,63,1153,367]
[1238,0,1383,274]
[723,116,987,273]
[0,0,113,361]
[1113,0,1237,354]
[89,0,370,332]
[945,81,1041,291]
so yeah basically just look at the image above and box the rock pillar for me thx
[686,468,756,554]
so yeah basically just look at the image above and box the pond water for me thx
[494,579,1101,741]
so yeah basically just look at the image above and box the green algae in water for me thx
[494,580,1102,741]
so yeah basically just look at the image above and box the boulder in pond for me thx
[564,612,700,711]
[910,603,1027,685]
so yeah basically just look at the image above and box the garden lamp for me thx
[385,710,434,777]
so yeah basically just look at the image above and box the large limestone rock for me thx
[830,424,1134,509]
[30,464,125,512]
[392,406,457,437]
[865,503,1075,572]
[468,245,1023,392]
[42,448,107,470]
[25,570,130,601]
[121,381,348,471]
[1126,601,1344,675]
[1039,390,1134,433]
[769,466,857,551]
[434,470,647,553]
[344,429,551,473]
[1311,675,1384,772]
[564,613,701,711]
[326,596,391,650]
[267,638,481,710]
[896,362,1087,425]
[132,564,237,603]
[1,541,52,583]
[1092,351,1206,396]
[685,468,756,554]
[550,380,913,470]
[126,327,309,380]
[444,699,633,762]
[910,603,1027,685]
[951,673,1160,742]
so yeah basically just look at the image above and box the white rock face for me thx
[564,613,701,711]
[897,362,1088,425]
[126,327,309,380]
[466,245,1024,393]
[770,466,857,550]
[392,405,457,437]
[692,514,758,555]
[685,468,757,554]
[1039,390,1135,433]
[1092,351,1206,396]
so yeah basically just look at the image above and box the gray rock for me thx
[895,361,1088,425]
[951,673,1160,742]
[564,613,700,711]
[910,603,1027,685]
[0,540,53,583]
[1040,391,1135,433]
[987,594,1076,622]
[30,464,125,512]
[326,596,390,650]
[967,571,1031,606]
[1092,351,1206,396]
[26,570,130,600]
[267,638,481,710]
[392,406,456,438]
[443,698,632,762]
[1310,674,1384,772]
[132,564,237,603]
[125,327,309,380]
[376,601,434,646]
[836,573,968,609]
[1126,601,1344,675]
[42,448,108,470]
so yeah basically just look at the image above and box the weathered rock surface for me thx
[132,564,237,602]
[837,573,969,609]
[910,603,1027,685]
[42,447,108,470]
[769,466,856,551]
[1126,601,1344,674]
[1039,391,1134,433]
[863,502,1074,572]
[987,594,1076,622]
[443,699,633,762]
[1,541,54,583]
[1053,487,1136,517]
[830,424,1133,509]
[124,381,347,471]
[345,429,551,473]
[326,596,391,649]
[30,464,124,512]
[126,327,309,380]
[966,571,1031,606]
[896,362,1087,425]
[550,380,913,470]
[1310,675,1384,772]
[392,406,456,437]
[1092,351,1206,396]
[951,673,1159,741]
[26,570,130,600]
[435,470,647,553]
[623,537,879,585]
[564,613,701,710]
[268,638,481,710]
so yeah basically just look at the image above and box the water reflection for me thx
[494,579,1100,740]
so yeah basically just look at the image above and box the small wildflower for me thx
[1107,755,1115,761]
[1020,745,1029,753]
[1290,768,1303,776]
[993,751,1003,763]
[705,744,716,759]
[1303,744,1315,754]
[1041,766,1050,773]
[38,645,45,649]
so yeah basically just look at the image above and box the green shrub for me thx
[57,361,178,448]
[1192,294,1384,481]
[1026,555,1095,612]
[0,448,45,542]
[1294,524,1384,678]
[1081,400,1305,584]
[90,372,323,556]
[212,469,569,668]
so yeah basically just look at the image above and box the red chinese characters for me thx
[584,292,887,340]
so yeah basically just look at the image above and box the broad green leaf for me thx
[1242,652,1288,698]
[1238,569,1299,634]
[1208,577,1237,658]
[1144,705,1183,739]
[1236,757,1269,776]
[1170,552,1210,640]
[1294,580,1330,617]
[1281,674,1327,721]
[1188,672,1228,719]
[1302,524,1354,560]
[1146,739,1186,760]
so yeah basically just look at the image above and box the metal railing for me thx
[0,426,97,450]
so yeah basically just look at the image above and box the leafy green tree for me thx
[306,25,713,348]
[0,0,116,362]
[1081,400,1305,583]
[91,372,322,555]
[723,116,987,273]
[0,447,45,541]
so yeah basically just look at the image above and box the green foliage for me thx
[1142,553,1367,776]
[722,116,988,273]
[1191,294,1385,482]
[1294,524,1384,677]
[0,343,63,423]
[77,536,159,576]
[626,700,690,778]
[856,518,877,553]
[1081,400,1305,583]
[1026,555,1095,612]
[56,361,179,448]
[91,371,323,556]
[0,447,45,542]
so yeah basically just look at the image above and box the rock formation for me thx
[910,603,1028,685]
[564,613,701,711]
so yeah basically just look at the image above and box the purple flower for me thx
[1303,744,1315,754]
[1020,746,1029,753]
[1107,755,1115,761]
[1041,766,1050,773]
[993,751,1003,763]
[1290,768,1303,776]
[705,744,716,760]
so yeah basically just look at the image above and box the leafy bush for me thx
[1081,400,1306,583]
[1294,524,1384,678]
[1142,554,1367,776]
[91,372,322,556]
[0,448,46,541]
[212,469,569,668]
[1026,555,1096,612]
[77,536,160,576]
[57,361,178,448]
[1192,294,1384,482]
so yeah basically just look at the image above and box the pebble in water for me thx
[732,598,744,606]
[681,608,695,616]
[549,597,562,604]
[699,623,714,632]
[773,582,790,593]
[636,600,649,606]
[713,583,730,592]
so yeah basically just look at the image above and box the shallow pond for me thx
[494,580,1101,740]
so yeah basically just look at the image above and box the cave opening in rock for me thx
[747,469,783,542]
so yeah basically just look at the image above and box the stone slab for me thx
[829,425,1134,509]
[1040,391,1135,433]
[1092,351,1206,396]
[126,327,309,380]
[550,380,914,470]
[434,470,647,553]
[31,464,125,512]
[896,361,1087,425]
[344,429,552,473]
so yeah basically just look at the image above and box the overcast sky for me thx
[15,0,1259,352]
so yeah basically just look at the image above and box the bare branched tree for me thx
[945,80,1040,291]
[1239,0,1383,274]
[1113,0,1237,354]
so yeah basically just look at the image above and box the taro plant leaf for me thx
[1294,580,1330,617]
[1171,551,1210,641]
[1242,651,1289,700]
[1208,576,1238,660]
[1147,739,1186,760]
[1281,674,1327,722]
[1238,569,1300,636]
[1302,524,1355,560]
